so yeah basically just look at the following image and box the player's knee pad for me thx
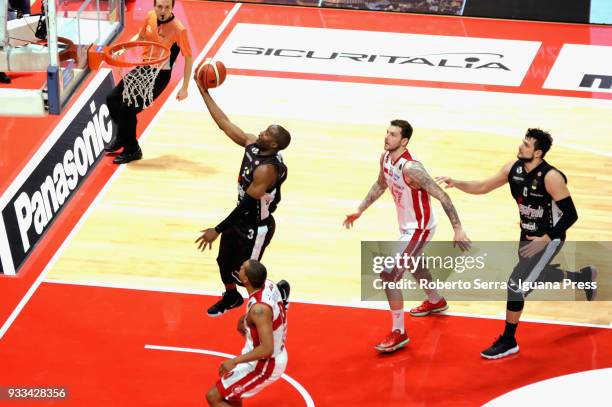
[507,300,524,312]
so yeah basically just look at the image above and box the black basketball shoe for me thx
[277,280,291,309]
[481,335,519,360]
[580,266,598,301]
[207,290,244,317]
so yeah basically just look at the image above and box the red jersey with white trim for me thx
[242,280,288,359]
[383,150,437,233]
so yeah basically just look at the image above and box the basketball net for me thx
[121,65,162,108]
[105,43,170,109]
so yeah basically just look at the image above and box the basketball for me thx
[196,60,227,90]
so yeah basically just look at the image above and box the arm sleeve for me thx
[547,196,578,240]
[214,194,259,234]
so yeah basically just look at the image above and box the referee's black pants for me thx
[106,68,171,154]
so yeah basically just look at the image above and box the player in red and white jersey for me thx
[344,120,471,353]
[381,148,438,232]
[206,260,289,406]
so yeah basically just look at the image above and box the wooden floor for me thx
[47,75,612,325]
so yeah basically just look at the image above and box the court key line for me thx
[43,279,612,330]
[145,344,315,407]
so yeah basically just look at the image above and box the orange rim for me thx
[103,41,170,68]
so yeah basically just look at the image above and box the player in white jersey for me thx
[206,260,288,406]
[344,120,471,353]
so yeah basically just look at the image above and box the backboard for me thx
[0,0,124,115]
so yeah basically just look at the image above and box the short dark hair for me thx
[271,125,291,151]
[390,119,413,141]
[245,260,267,289]
[154,0,175,7]
[525,128,553,158]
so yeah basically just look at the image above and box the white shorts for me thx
[216,350,288,401]
[385,228,436,281]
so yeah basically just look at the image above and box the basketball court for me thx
[1,0,611,405]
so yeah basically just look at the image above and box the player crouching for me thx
[206,260,290,406]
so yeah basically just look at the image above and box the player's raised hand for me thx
[195,228,219,251]
[193,70,206,93]
[435,176,456,189]
[453,228,472,252]
[343,212,362,229]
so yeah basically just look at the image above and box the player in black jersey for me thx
[437,128,596,359]
[194,86,291,317]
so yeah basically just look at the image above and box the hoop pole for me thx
[47,0,59,66]
[97,0,101,45]
[0,0,7,49]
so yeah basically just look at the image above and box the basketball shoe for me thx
[207,290,244,317]
[481,335,520,359]
[409,298,448,316]
[375,330,409,353]
[276,280,291,309]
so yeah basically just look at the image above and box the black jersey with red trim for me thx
[508,160,567,239]
[236,143,287,228]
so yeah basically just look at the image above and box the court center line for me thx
[0,3,243,341]
[145,344,315,407]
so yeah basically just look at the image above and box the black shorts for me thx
[508,239,564,300]
[216,217,276,285]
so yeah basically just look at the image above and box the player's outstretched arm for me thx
[194,83,257,147]
[343,153,387,228]
[436,161,513,195]
[404,162,471,251]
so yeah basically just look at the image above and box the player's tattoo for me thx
[405,162,462,229]
[358,182,387,212]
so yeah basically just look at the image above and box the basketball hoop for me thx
[88,41,170,109]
